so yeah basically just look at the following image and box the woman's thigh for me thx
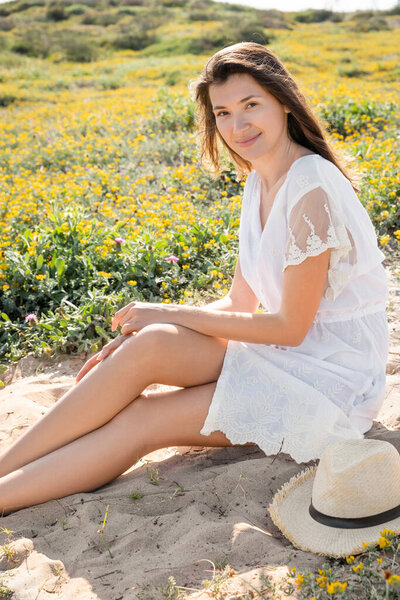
[112,381,256,454]
[133,323,229,389]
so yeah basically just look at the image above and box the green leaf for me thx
[95,325,109,340]
[36,255,44,270]
[60,320,68,327]
[55,258,65,277]
[1,313,11,321]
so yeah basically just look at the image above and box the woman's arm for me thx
[176,248,330,346]
[115,248,331,347]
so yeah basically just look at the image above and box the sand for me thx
[0,262,399,600]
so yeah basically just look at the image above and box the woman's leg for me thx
[0,381,254,515]
[0,324,229,478]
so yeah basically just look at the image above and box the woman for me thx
[0,43,388,514]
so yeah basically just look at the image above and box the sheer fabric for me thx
[200,154,389,463]
[284,186,356,302]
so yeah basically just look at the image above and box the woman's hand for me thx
[111,300,178,334]
[75,334,132,383]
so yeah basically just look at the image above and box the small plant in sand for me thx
[130,491,144,501]
[0,580,13,599]
[160,575,187,599]
[201,560,238,599]
[97,504,113,559]
[146,465,160,486]
[0,528,17,565]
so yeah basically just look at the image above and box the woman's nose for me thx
[232,113,249,134]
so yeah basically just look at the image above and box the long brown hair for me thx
[190,42,359,193]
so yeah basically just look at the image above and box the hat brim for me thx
[268,466,400,558]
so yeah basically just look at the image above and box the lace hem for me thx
[201,420,363,464]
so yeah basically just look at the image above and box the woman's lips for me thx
[236,133,261,147]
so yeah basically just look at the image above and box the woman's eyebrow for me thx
[212,95,262,110]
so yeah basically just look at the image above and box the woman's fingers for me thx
[75,354,100,383]
[75,335,132,383]
[112,302,136,331]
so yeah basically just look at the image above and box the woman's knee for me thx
[133,323,184,357]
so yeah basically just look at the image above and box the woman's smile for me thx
[235,133,261,148]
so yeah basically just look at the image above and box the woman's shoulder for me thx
[285,153,353,207]
[289,153,344,184]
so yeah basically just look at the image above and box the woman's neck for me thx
[252,143,313,194]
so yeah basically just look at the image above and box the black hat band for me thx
[309,501,400,530]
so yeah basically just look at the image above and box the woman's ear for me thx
[284,106,291,114]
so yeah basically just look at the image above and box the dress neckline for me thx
[255,153,318,236]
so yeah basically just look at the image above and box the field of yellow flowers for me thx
[0,21,399,367]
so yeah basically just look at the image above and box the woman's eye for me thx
[216,111,228,117]
[247,102,257,108]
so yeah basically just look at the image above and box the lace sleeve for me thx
[283,186,356,301]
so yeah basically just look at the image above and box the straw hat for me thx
[268,438,400,557]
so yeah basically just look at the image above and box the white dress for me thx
[200,154,389,464]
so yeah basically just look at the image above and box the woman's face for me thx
[208,72,290,162]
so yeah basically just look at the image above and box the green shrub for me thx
[319,97,397,139]
[11,28,51,58]
[351,16,390,32]
[0,91,20,106]
[161,0,187,6]
[112,24,156,51]
[65,4,88,15]
[294,9,334,23]
[7,0,46,14]
[337,64,370,78]
[187,9,215,21]
[144,87,195,132]
[56,31,98,62]
[46,2,67,21]
[0,17,15,31]
[80,10,98,25]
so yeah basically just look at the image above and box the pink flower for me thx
[165,254,179,263]
[25,313,38,324]
[114,237,124,245]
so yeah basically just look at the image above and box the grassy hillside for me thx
[0,0,399,367]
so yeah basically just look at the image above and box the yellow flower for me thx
[388,574,400,585]
[346,556,355,564]
[184,290,193,296]
[378,536,392,549]
[379,235,390,246]
[98,271,111,277]
[327,581,348,594]
[352,562,364,573]
[380,529,395,537]
[295,573,304,589]
[2,284,10,290]
[377,557,383,564]
[127,280,137,286]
